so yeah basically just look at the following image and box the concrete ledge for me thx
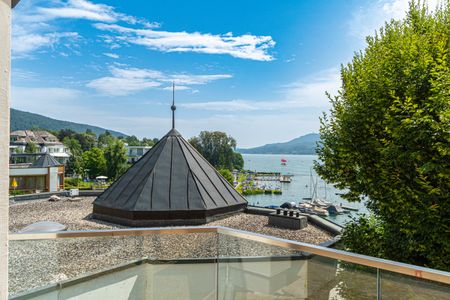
[9,190,105,202]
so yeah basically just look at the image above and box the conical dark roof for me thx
[32,153,62,168]
[93,128,247,226]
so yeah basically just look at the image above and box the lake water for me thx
[242,154,367,226]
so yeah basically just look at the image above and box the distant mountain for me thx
[237,133,320,155]
[10,108,127,137]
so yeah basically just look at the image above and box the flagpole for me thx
[171,82,176,129]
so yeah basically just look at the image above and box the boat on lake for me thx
[327,204,345,215]
[311,198,331,207]
[312,206,329,216]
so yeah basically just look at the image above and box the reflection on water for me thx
[242,154,368,226]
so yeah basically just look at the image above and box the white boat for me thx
[312,206,329,217]
[311,198,331,207]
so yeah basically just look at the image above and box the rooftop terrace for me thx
[9,226,450,299]
[8,197,450,299]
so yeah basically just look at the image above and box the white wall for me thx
[9,168,48,176]
[48,167,59,192]
[0,1,11,299]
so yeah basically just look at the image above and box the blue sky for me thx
[11,0,434,147]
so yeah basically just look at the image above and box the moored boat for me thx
[312,206,329,216]
[327,204,345,215]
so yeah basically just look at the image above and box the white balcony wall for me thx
[0,1,11,299]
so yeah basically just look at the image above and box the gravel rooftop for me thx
[9,197,333,296]
[9,197,332,243]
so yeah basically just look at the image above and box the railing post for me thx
[215,231,220,300]
[377,268,382,300]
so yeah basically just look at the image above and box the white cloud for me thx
[166,74,232,85]
[10,87,319,147]
[87,66,232,96]
[12,69,39,81]
[12,86,83,115]
[109,67,163,80]
[37,0,155,26]
[281,68,340,108]
[96,113,320,148]
[181,68,340,112]
[13,0,273,60]
[162,85,191,91]
[38,0,116,23]
[93,23,275,61]
[103,52,119,59]
[13,32,79,56]
[87,77,161,96]
[349,0,441,39]
[12,0,157,57]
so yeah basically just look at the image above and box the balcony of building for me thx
[9,226,450,300]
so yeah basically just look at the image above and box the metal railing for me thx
[9,226,450,286]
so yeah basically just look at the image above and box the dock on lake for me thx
[255,172,293,183]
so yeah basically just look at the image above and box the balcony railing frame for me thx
[9,225,450,287]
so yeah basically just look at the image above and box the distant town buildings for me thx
[125,145,152,163]
[10,153,65,193]
[9,130,71,164]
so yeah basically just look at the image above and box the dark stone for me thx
[268,213,308,230]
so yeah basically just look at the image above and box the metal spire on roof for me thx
[171,82,176,129]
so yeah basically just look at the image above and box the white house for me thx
[9,154,65,193]
[125,145,152,163]
[10,130,71,164]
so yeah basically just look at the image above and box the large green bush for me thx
[316,2,450,270]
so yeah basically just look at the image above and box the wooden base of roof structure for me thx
[93,203,246,226]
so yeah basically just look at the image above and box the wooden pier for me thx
[255,172,293,183]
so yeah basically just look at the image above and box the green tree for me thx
[63,137,82,156]
[63,137,83,176]
[78,132,97,152]
[104,140,128,180]
[125,135,141,146]
[232,152,244,170]
[65,156,82,177]
[315,2,450,270]
[142,137,155,147]
[81,148,106,179]
[98,131,116,148]
[57,129,77,141]
[189,131,239,171]
[25,142,38,154]
[218,169,234,185]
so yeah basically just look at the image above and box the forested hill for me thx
[10,108,127,137]
[237,133,320,155]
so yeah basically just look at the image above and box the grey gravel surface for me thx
[9,197,333,296]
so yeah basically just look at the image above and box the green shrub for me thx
[218,169,234,185]
[341,215,385,258]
